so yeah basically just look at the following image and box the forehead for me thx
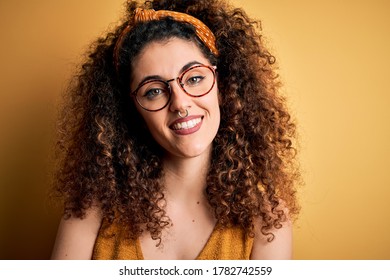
[131,38,210,80]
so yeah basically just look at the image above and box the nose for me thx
[168,78,192,113]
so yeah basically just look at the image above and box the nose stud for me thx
[177,109,189,118]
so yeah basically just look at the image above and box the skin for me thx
[131,38,220,259]
[51,38,292,260]
[51,206,101,259]
[130,39,221,160]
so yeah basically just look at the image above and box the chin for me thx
[167,144,212,159]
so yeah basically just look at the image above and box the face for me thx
[130,38,220,159]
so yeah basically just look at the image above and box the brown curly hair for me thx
[53,0,301,245]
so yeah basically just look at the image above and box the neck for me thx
[163,151,211,201]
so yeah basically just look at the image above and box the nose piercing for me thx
[177,109,189,118]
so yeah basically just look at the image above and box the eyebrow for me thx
[136,60,204,86]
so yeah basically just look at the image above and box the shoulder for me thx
[250,209,293,260]
[51,207,103,260]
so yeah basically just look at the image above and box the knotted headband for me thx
[113,8,219,71]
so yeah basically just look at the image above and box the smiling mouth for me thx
[171,117,202,130]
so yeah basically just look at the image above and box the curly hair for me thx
[53,0,300,245]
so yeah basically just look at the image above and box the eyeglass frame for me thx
[130,64,217,112]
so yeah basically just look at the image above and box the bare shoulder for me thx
[51,207,103,260]
[250,209,293,260]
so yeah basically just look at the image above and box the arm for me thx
[51,207,102,260]
[250,219,293,260]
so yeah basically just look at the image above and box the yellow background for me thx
[0,0,389,259]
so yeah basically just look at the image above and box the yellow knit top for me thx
[92,221,254,260]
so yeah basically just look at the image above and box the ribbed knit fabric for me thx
[92,221,253,260]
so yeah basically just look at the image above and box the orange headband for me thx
[114,8,219,70]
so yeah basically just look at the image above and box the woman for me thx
[51,0,300,260]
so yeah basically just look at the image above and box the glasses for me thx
[131,64,217,112]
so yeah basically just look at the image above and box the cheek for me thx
[208,91,221,115]
[212,95,221,129]
[136,109,165,138]
[139,113,157,131]
[216,87,222,105]
[214,106,221,129]
[203,93,221,130]
[132,102,156,133]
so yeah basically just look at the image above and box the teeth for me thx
[172,118,201,130]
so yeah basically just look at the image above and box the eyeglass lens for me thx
[135,65,215,111]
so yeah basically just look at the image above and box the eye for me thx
[138,80,169,101]
[185,75,205,86]
[143,88,166,100]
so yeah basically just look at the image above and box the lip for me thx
[169,115,203,135]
